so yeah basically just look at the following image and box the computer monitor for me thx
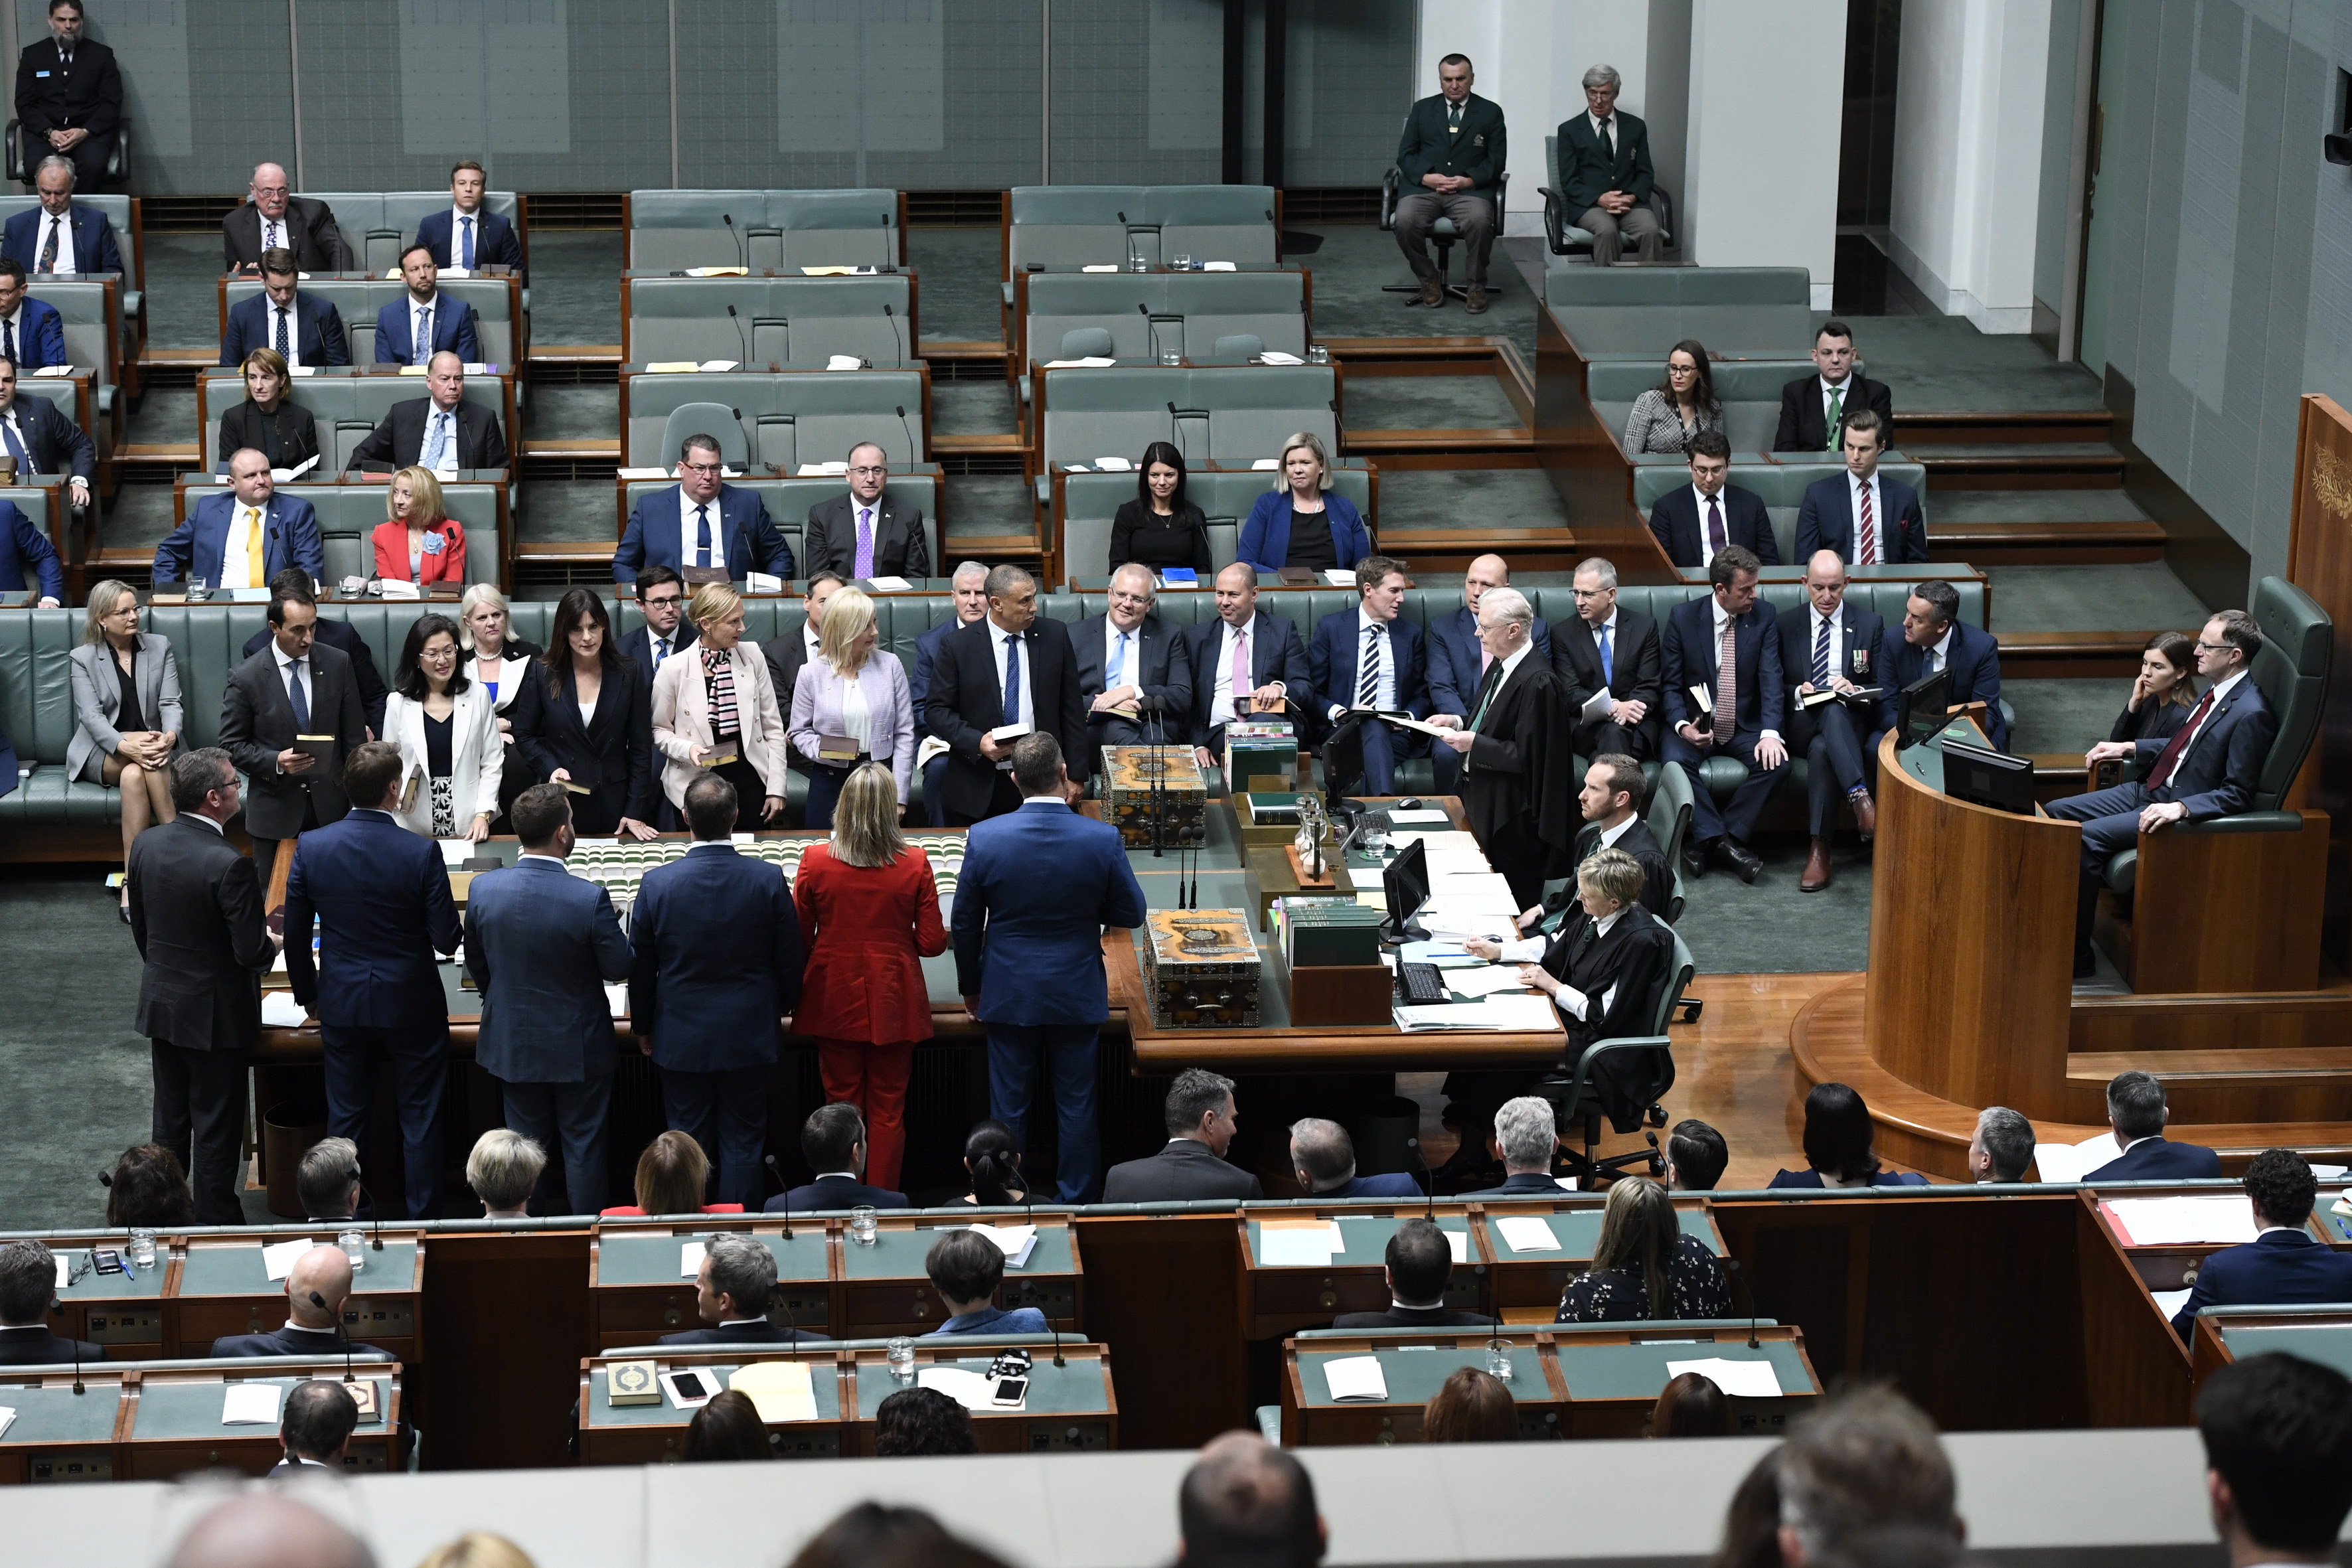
[1940,739,2037,815]
[1381,836,1431,943]
[1895,667,1952,749]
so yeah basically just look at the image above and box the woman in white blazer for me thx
[70,579,184,915]
[788,586,914,827]
[650,582,787,830]
[382,611,503,840]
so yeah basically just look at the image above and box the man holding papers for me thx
[2167,1149,2352,1340]
[1779,550,1887,893]
[1332,1219,1496,1328]
[1425,554,1550,794]
[1429,586,1576,909]
[1308,556,1430,795]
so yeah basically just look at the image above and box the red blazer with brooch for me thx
[370,518,467,583]
[791,842,949,1044]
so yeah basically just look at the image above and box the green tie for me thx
[1466,659,1504,732]
[1824,384,1845,451]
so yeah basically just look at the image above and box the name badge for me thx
[422,532,444,554]
[34,70,49,78]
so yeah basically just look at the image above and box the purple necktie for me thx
[1707,494,1726,556]
[854,506,875,579]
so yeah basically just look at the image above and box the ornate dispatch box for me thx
[1140,908,1263,1029]
[1103,745,1208,848]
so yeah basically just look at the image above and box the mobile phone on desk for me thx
[990,1375,1030,1407]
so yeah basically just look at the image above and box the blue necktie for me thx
[414,306,432,364]
[1597,621,1612,686]
[1002,633,1022,726]
[4,317,16,366]
[423,410,450,469]
[1110,631,1129,688]
[460,216,475,270]
[694,505,712,569]
[285,659,310,730]
[274,305,290,359]
[0,415,29,471]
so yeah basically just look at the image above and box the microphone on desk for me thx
[65,1277,83,1395]
[764,1154,793,1240]
[883,302,904,368]
[1725,1257,1761,1350]
[721,212,746,271]
[1138,303,1160,364]
[726,303,752,368]
[313,1289,357,1383]
[896,405,917,467]
[1405,1137,1437,1223]
[355,1182,384,1250]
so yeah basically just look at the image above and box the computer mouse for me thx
[1395,797,1422,810]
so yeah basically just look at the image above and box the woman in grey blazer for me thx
[787,586,913,828]
[1622,339,1723,456]
[70,580,185,916]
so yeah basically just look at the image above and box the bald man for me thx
[167,1493,376,1568]
[223,163,351,273]
[1777,549,1887,892]
[210,1244,393,1360]
[1427,554,1549,794]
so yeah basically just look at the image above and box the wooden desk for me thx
[44,1235,169,1358]
[588,1219,836,1350]
[0,1360,404,1482]
[169,1232,423,1364]
[840,1342,1117,1453]
[0,1365,126,1482]
[1545,1324,1819,1438]
[577,1347,849,1464]
[1470,1196,1723,1314]
[1237,1208,1486,1339]
[1281,1331,1563,1446]
[2189,1308,2352,1395]
[838,1215,1082,1338]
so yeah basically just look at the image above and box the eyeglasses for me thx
[2195,639,2228,652]
[680,463,723,475]
[642,594,682,608]
[848,465,887,477]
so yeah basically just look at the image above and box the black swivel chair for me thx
[7,119,129,188]
[1379,167,1509,303]
[1535,926,1693,1186]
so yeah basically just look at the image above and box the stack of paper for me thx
[679,1241,707,1279]
[1321,1356,1388,1401]
[0,1407,15,1439]
[1387,809,1450,826]
[1494,1216,1561,1253]
[1257,351,1304,365]
[641,360,702,374]
[222,1383,283,1425]
[1080,264,1119,273]
[261,994,311,1029]
[604,983,630,1019]
[686,266,749,277]
[730,1361,818,1421]
[1204,261,1238,272]
[1665,1358,1782,1397]
[1042,356,1116,368]
[261,1239,316,1281]
[1394,994,1559,1033]
[798,461,850,476]
[2152,1289,2192,1319]
[1095,456,1135,471]
[698,360,740,372]
[1320,569,1355,586]
[1443,1229,1469,1263]
[1398,941,1482,969]
[1258,1219,1344,1265]
[2106,1197,2261,1246]
[2028,1133,2118,1183]
[1251,457,1279,469]
[969,1223,1039,1269]
[617,467,671,480]
[825,354,864,370]
[867,576,913,592]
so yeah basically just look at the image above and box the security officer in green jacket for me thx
[1393,53,1507,314]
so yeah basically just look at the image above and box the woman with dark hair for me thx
[511,587,658,840]
[683,1389,775,1462]
[787,1505,963,1568]
[1107,440,1213,574]
[872,1386,978,1456]
[104,1143,195,1229]
[1423,1365,1516,1443]
[1622,339,1723,455]
[1648,1370,1729,1437]
[2108,631,2199,744]
[1709,1449,1785,1568]
[1769,1083,1928,1189]
[383,611,501,841]
[1557,1174,1733,1321]
[958,1119,1026,1206]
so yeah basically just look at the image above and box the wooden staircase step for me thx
[1919,449,2126,491]
[2071,1049,2352,1085]
[1929,518,2165,565]
[1897,410,2114,445]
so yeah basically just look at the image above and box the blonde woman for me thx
[791,762,948,1190]
[787,586,913,828]
[414,1532,540,1568]
[68,580,181,914]
[1237,429,1368,573]
[650,580,786,829]
[381,611,501,840]
[371,465,466,584]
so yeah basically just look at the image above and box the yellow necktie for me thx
[244,508,264,586]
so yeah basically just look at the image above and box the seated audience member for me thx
[1290,1117,1421,1200]
[1769,1083,1927,1190]
[1650,432,1777,569]
[0,1239,102,1366]
[1308,555,1429,795]
[0,484,59,604]
[1458,1096,1562,1198]
[801,442,932,580]
[1712,1450,1785,1568]
[1648,1372,1729,1437]
[2195,1350,2352,1568]
[1393,50,1502,309]
[1556,63,1657,267]
[1782,550,1887,894]
[789,589,916,828]
[1103,1069,1264,1202]
[684,1389,775,1462]
[1555,1174,1733,1322]
[1878,580,2005,751]
[0,257,64,369]
[224,163,348,271]
[295,1136,360,1223]
[2080,1069,2221,1180]
[1968,1107,2035,1184]
[601,1130,745,1217]
[382,611,501,842]
[788,1504,981,1568]
[1237,431,1368,574]
[1333,1217,1495,1330]
[220,252,350,371]
[104,1142,196,1228]
[2171,1149,2352,1339]
[1664,547,1788,882]
[465,1128,546,1219]
[613,432,794,584]
[70,579,181,913]
[1666,1119,1729,1192]
[416,1535,538,1568]
[767,1103,909,1214]
[912,562,990,824]
[1623,340,1721,455]
[272,1379,358,1475]
[1426,554,1551,794]
[350,352,509,473]
[372,466,467,585]
[1776,319,1893,453]
[960,1119,1027,1206]
[874,1387,979,1456]
[376,243,481,365]
[418,159,524,277]
[217,347,323,473]
[1109,441,1213,574]
[240,570,390,736]
[1178,1432,1328,1568]
[0,356,94,507]
[1774,1387,1960,1567]
[1424,1366,1516,1443]
[7,154,122,275]
[2112,631,2200,744]
[1551,556,1664,761]
[152,447,324,589]
[661,1231,824,1346]
[210,1244,392,1358]
[1184,561,1310,767]
[1076,564,1194,752]
[922,1227,1048,1336]
[1795,410,1924,566]
[1518,754,1671,931]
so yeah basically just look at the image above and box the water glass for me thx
[1307,343,1330,364]
[1158,349,1182,366]
[127,1227,157,1271]
[1172,254,1194,271]
[1129,252,1148,273]
[338,1228,366,1273]
[850,1206,880,1246]
[888,1336,917,1382]
[1483,1337,1515,1381]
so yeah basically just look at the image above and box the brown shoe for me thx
[1851,789,1877,840]
[1464,285,1489,314]
[1415,281,1444,308]
[1800,838,1834,893]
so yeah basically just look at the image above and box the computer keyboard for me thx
[1396,962,1453,1005]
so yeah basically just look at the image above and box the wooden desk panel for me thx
[169,1233,423,1364]
[578,1348,849,1465]
[1282,1332,1565,1447]
[1237,1209,1488,1340]
[589,1219,837,1350]
[837,1215,1081,1339]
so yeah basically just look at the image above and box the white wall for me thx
[1684,0,1846,306]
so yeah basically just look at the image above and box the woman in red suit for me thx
[370,465,468,584]
[792,761,949,1190]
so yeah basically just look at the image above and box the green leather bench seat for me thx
[1038,364,1339,506]
[171,477,505,589]
[1545,266,1814,359]
[222,275,520,368]
[617,473,941,578]
[27,276,118,431]
[196,368,513,475]
[627,188,899,272]
[1022,270,1308,378]
[1632,457,1928,568]
[1005,185,1280,303]
[621,368,925,470]
[1058,465,1374,585]
[298,190,524,276]
[623,274,911,370]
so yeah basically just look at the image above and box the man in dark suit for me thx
[2082,1071,2223,1182]
[1555,63,1660,265]
[1457,1095,1564,1198]
[913,562,990,826]
[1103,1069,1263,1202]
[1290,1119,1421,1201]
[416,160,524,278]
[1662,546,1788,883]
[285,743,463,1220]
[1521,753,1673,931]
[801,443,931,580]
[0,257,66,370]
[1393,52,1506,311]
[1183,561,1310,768]
[241,572,386,738]
[220,249,351,368]
[126,750,274,1223]
[270,1381,358,1476]
[5,154,121,275]
[0,1239,104,1366]
[0,492,60,602]
[2171,1150,2352,1340]
[1434,586,1577,909]
[629,773,806,1208]
[1332,1219,1496,1329]
[154,449,325,589]
[611,433,792,584]
[1308,555,1430,796]
[619,564,697,678]
[763,1103,909,1213]
[660,1233,825,1346]
[1775,319,1894,452]
[1650,432,1778,568]
[218,584,368,876]
[958,734,1148,1202]
[1782,550,1889,893]
[1795,410,1926,565]
[223,163,350,273]
[2194,1355,2352,1568]
[464,784,633,1216]
[348,353,509,473]
[13,1,120,193]
[1878,579,2007,750]
[1427,554,1549,793]
[1552,556,1664,761]
[211,1244,392,1360]
[374,245,481,365]
[0,356,92,507]
[925,565,1091,824]
[1073,564,1194,755]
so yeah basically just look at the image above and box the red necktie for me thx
[2145,688,2215,791]
[1857,481,1877,564]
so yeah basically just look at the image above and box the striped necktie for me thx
[1812,614,1832,687]
[1356,624,1380,707]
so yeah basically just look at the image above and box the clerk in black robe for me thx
[1431,588,1578,909]
[1516,850,1676,1129]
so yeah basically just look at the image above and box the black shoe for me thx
[1717,839,1763,884]
[1684,838,1714,878]
[2073,948,2096,980]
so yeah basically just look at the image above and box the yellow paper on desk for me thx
[730,1360,817,1422]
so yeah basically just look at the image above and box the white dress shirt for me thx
[1926,623,1954,674]
[987,619,1035,743]
[185,811,226,835]
[34,209,75,274]
[1595,813,1638,852]
[839,668,872,753]
[1846,469,1884,564]
[220,503,266,589]
[676,489,724,570]
[449,205,481,269]
[2167,668,2246,773]
[1330,608,1395,720]
[1208,613,1259,726]
[272,642,310,765]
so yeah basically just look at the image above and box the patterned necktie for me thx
[285,657,309,728]
[423,410,450,469]
[244,507,264,588]
[1712,614,1737,739]
[1229,626,1249,712]
[694,504,712,569]
[274,305,290,358]
[653,635,668,668]
[266,219,282,252]
[1857,481,1877,565]
[2146,688,2217,791]
[1597,620,1612,685]
[1706,493,1726,556]
[1812,614,1832,687]
[854,505,875,579]
[1002,633,1022,725]
[414,305,433,364]
[1449,104,1462,132]
[1824,384,1844,451]
[1356,623,1380,707]
[460,216,475,270]
[37,216,58,274]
